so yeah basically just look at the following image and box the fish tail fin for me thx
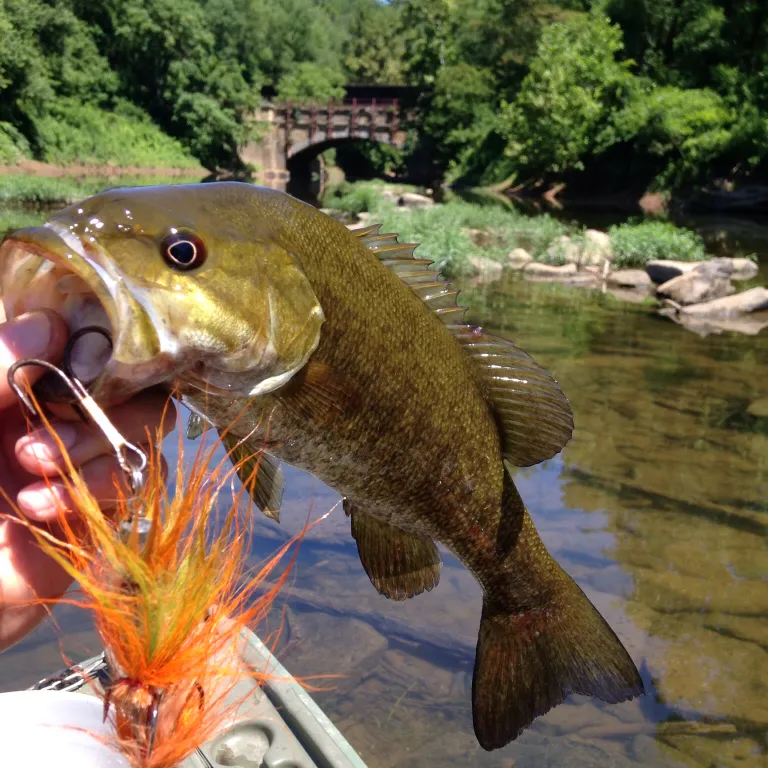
[472,514,643,750]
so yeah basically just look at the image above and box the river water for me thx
[0,194,766,767]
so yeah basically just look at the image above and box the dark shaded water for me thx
[0,195,766,767]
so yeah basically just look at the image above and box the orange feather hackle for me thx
[4,392,328,768]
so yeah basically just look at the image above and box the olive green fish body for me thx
[0,183,643,750]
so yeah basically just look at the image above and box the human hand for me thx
[0,310,175,651]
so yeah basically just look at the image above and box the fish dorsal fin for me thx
[356,225,467,323]
[350,222,382,238]
[356,225,573,466]
[450,326,574,466]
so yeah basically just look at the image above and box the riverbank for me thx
[0,171,203,207]
[323,181,768,336]
[496,180,768,218]
[0,161,205,179]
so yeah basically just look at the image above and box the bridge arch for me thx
[240,95,415,184]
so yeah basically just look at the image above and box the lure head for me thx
[0,182,324,403]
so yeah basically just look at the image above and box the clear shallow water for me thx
[0,200,766,767]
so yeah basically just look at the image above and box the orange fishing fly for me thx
[4,359,323,768]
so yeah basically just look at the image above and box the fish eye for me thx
[161,231,207,270]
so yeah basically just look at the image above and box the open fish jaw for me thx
[0,223,175,401]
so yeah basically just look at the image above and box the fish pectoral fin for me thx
[186,412,212,441]
[275,360,357,425]
[344,499,441,601]
[220,432,284,522]
[450,328,574,467]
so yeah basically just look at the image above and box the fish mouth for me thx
[0,224,170,404]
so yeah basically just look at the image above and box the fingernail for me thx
[19,423,78,462]
[17,486,64,518]
[4,312,53,359]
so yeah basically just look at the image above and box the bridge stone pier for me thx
[241,90,415,186]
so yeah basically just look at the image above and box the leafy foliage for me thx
[32,100,200,168]
[1,0,768,190]
[499,13,634,176]
[275,63,346,104]
[607,221,707,267]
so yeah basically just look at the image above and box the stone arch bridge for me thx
[241,85,419,185]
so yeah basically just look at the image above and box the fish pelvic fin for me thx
[345,499,441,601]
[221,432,284,522]
[472,484,643,750]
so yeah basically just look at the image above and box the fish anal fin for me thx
[276,360,358,426]
[221,433,284,522]
[345,499,441,601]
[450,327,574,466]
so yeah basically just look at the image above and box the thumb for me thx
[0,311,69,411]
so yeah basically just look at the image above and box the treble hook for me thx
[7,359,147,496]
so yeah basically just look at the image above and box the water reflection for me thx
[0,199,765,766]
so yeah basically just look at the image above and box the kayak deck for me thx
[27,627,368,768]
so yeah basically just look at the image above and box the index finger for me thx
[0,311,69,411]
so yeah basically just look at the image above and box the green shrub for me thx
[323,183,385,214]
[607,221,707,267]
[0,206,46,236]
[0,123,30,164]
[32,100,201,169]
[327,183,576,276]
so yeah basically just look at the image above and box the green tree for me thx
[275,63,346,104]
[0,0,117,146]
[68,0,257,168]
[341,0,405,83]
[499,12,634,176]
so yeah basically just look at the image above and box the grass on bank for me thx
[324,182,711,276]
[0,174,203,206]
[607,221,707,268]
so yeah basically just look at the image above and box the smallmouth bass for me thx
[0,183,643,750]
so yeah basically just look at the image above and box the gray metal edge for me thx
[240,629,368,768]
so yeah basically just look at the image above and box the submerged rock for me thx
[656,257,734,305]
[507,247,533,269]
[607,269,652,289]
[397,191,435,208]
[663,310,768,337]
[347,212,372,228]
[559,274,601,287]
[648,257,757,285]
[523,261,578,279]
[681,287,768,316]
